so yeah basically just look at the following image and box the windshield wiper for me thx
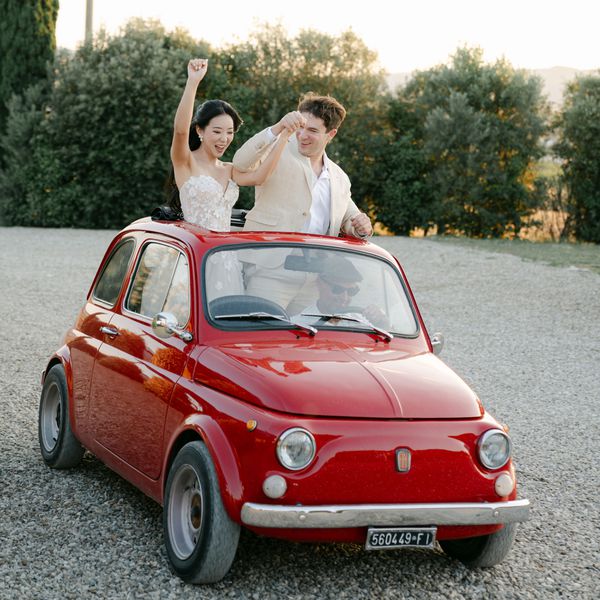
[214,312,317,336]
[300,313,393,342]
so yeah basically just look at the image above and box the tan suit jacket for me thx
[232,128,362,237]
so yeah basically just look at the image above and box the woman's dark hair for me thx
[166,99,243,211]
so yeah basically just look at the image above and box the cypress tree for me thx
[0,0,59,140]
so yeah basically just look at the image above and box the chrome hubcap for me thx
[40,382,61,452]
[168,464,203,559]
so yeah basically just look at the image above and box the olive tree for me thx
[554,74,600,243]
[375,48,549,237]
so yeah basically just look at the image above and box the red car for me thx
[39,217,530,583]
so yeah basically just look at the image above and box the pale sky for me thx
[56,0,600,74]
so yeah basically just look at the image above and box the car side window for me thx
[93,239,135,306]
[163,254,190,327]
[126,243,190,326]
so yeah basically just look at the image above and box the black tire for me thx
[163,441,240,583]
[38,364,85,469]
[439,523,518,568]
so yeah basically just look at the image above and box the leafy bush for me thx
[554,74,600,243]
[375,48,549,237]
[0,82,49,225]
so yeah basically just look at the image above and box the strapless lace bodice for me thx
[180,175,239,231]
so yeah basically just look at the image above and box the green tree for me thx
[0,81,51,225]
[554,74,600,243]
[380,47,548,237]
[369,96,430,235]
[0,0,58,142]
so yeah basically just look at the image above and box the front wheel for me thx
[38,364,84,469]
[163,441,240,583]
[439,523,518,567]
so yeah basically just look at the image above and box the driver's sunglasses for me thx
[323,279,360,297]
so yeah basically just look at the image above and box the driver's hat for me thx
[319,255,362,285]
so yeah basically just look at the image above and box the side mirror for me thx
[431,332,444,356]
[152,312,193,343]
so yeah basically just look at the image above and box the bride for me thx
[169,58,295,301]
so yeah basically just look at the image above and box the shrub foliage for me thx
[554,74,600,243]
[0,0,58,143]
[375,48,549,237]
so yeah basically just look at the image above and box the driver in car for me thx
[293,255,389,329]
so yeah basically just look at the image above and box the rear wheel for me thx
[38,364,84,469]
[439,523,517,567]
[163,441,240,583]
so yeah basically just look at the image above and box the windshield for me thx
[204,245,418,336]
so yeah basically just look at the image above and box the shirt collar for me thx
[318,153,330,179]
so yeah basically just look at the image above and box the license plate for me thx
[365,527,437,550]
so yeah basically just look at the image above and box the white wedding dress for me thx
[180,175,244,301]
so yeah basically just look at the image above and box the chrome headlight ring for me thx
[478,429,512,470]
[276,427,316,471]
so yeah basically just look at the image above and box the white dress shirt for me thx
[302,161,331,235]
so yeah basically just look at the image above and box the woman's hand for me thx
[187,58,208,84]
[281,120,302,139]
[272,111,306,137]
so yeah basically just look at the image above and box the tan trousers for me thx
[244,265,318,314]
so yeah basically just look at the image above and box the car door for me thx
[89,240,193,479]
[69,237,137,439]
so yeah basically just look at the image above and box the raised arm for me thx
[170,59,208,188]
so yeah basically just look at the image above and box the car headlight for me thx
[478,429,511,469]
[276,428,316,471]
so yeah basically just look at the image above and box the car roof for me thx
[121,217,397,262]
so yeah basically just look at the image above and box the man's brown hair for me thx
[297,93,347,132]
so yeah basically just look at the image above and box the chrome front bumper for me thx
[241,499,530,529]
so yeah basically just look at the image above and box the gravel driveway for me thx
[0,227,598,599]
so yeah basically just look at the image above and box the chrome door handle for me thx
[100,326,119,337]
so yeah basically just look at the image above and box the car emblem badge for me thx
[395,448,411,472]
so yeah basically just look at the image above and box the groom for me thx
[232,93,372,307]
[233,92,371,237]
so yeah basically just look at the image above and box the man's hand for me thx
[351,213,372,238]
[272,111,306,136]
[187,58,208,84]
[363,305,390,329]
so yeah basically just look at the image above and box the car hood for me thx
[194,340,483,419]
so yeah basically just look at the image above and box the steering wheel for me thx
[208,295,289,319]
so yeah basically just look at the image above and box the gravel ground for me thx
[0,227,598,599]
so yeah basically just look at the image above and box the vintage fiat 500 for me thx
[39,217,530,583]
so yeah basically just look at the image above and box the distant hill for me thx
[386,67,598,105]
